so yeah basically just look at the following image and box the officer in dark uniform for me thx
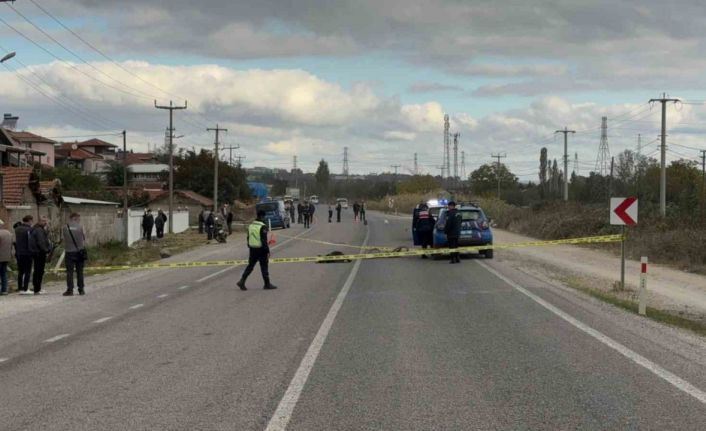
[302,201,311,228]
[414,203,435,258]
[444,201,462,264]
[237,210,277,290]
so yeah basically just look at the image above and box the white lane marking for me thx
[157,293,169,299]
[44,334,70,343]
[477,261,706,405]
[0,358,9,363]
[265,228,371,431]
[197,266,234,283]
[178,285,190,290]
[93,317,113,324]
[129,303,144,310]
[197,228,312,284]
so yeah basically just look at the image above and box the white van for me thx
[336,198,349,209]
[310,195,319,204]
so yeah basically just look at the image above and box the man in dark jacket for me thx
[308,201,316,225]
[29,216,51,294]
[302,201,311,228]
[336,202,342,223]
[296,202,303,224]
[205,211,215,240]
[226,209,234,235]
[443,201,462,264]
[142,209,154,241]
[236,210,277,291]
[62,212,87,296]
[198,210,205,234]
[14,215,34,294]
[155,209,167,239]
[414,204,436,258]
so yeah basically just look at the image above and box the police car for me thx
[433,202,494,258]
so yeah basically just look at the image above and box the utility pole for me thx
[234,155,246,166]
[555,127,576,201]
[222,145,239,166]
[390,164,401,176]
[609,156,615,197]
[122,130,128,245]
[154,100,187,234]
[413,153,418,175]
[207,124,228,214]
[452,132,460,180]
[491,153,507,199]
[700,149,706,222]
[444,114,450,179]
[649,94,679,217]
[461,151,466,180]
[343,147,349,177]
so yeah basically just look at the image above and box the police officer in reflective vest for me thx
[237,210,278,290]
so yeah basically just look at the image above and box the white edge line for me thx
[265,227,371,431]
[93,316,113,324]
[44,333,71,343]
[476,260,706,405]
[129,303,144,310]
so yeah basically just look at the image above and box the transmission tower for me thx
[574,152,579,176]
[292,155,298,171]
[414,153,418,175]
[461,151,466,179]
[443,114,450,178]
[452,132,460,179]
[343,147,349,176]
[595,116,610,175]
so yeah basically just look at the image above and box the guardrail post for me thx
[638,256,648,316]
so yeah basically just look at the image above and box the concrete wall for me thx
[127,208,189,246]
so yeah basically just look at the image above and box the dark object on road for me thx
[317,251,352,263]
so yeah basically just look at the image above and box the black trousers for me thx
[336,210,341,222]
[419,231,434,249]
[16,254,32,292]
[32,254,46,293]
[303,214,310,228]
[156,226,164,238]
[241,248,269,284]
[328,210,333,222]
[448,237,460,262]
[65,251,85,291]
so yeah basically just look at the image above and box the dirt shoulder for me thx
[493,228,706,324]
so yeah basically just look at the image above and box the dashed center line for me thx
[0,358,9,363]
[157,294,169,299]
[44,334,70,343]
[178,285,190,290]
[129,303,144,310]
[196,266,234,283]
[93,317,113,324]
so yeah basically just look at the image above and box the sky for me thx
[1,0,706,179]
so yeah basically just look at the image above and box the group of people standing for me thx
[294,201,316,228]
[141,209,168,241]
[198,205,234,240]
[413,200,462,263]
[0,213,87,297]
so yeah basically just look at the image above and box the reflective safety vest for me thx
[248,220,266,248]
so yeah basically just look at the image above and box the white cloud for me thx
[384,131,416,141]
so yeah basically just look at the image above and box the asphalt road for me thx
[0,209,704,430]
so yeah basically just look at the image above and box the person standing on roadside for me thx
[360,201,367,224]
[205,210,215,240]
[236,210,277,291]
[414,204,435,258]
[0,220,13,296]
[309,200,316,225]
[14,215,33,295]
[155,209,166,239]
[226,208,233,235]
[328,203,333,223]
[198,209,205,234]
[302,200,311,228]
[444,201,462,264]
[336,201,342,223]
[62,213,86,296]
[29,216,51,294]
[353,201,360,221]
[297,201,303,224]
[142,209,154,241]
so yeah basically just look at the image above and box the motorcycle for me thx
[214,217,228,243]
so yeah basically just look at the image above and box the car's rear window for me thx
[256,203,278,212]
[460,210,481,221]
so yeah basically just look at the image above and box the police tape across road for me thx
[61,234,624,272]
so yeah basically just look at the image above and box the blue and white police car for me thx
[433,202,494,258]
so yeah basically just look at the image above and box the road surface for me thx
[0,209,704,430]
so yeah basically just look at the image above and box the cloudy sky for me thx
[1,0,706,178]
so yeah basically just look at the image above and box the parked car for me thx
[310,195,319,204]
[433,203,493,258]
[336,198,349,209]
[255,200,291,229]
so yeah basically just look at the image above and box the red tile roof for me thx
[76,138,117,148]
[0,167,34,206]
[123,152,158,165]
[55,143,102,161]
[7,130,56,145]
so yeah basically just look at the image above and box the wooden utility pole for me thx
[122,130,128,245]
[491,153,507,199]
[207,124,228,213]
[648,94,679,217]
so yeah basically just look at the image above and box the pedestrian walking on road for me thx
[444,201,462,264]
[155,209,167,239]
[360,201,367,224]
[288,203,295,224]
[336,202,342,223]
[309,201,316,225]
[226,209,233,235]
[297,202,303,224]
[302,201,311,228]
[14,215,33,295]
[0,219,13,296]
[328,204,333,223]
[205,210,215,240]
[142,209,154,241]
[236,210,278,291]
[353,201,360,221]
[29,216,52,294]
[414,204,435,258]
[63,213,87,296]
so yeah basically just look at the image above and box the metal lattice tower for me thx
[343,147,349,176]
[443,114,450,178]
[452,132,460,179]
[574,152,579,176]
[414,153,418,175]
[595,116,610,175]
[461,151,466,179]
[293,155,298,171]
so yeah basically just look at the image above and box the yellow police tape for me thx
[66,234,623,272]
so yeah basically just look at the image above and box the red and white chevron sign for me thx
[610,197,638,226]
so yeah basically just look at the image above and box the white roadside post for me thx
[610,197,638,290]
[639,257,648,316]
